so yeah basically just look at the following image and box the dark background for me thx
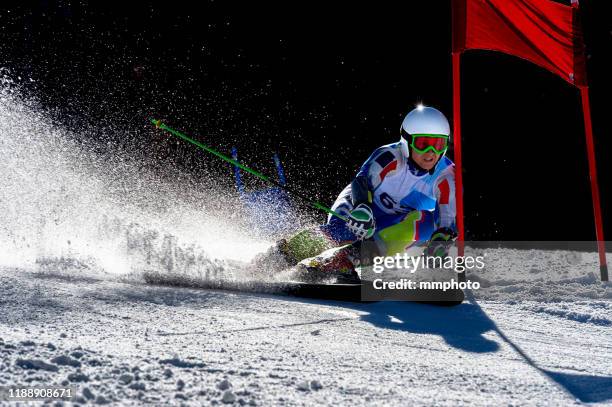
[1,0,610,240]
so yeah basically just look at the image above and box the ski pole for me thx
[150,119,348,222]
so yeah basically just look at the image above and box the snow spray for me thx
[0,76,271,281]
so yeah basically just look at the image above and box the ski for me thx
[142,271,464,306]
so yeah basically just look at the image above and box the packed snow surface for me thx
[1,265,611,406]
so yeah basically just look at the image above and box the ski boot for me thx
[296,243,362,284]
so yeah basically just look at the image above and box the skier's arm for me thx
[348,169,375,241]
[345,146,400,240]
[434,166,456,230]
[351,146,401,206]
[350,176,370,206]
[425,167,457,256]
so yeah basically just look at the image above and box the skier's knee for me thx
[281,228,334,264]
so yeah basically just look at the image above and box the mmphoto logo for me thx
[372,253,486,273]
[372,278,481,291]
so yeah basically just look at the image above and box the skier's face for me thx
[411,149,441,170]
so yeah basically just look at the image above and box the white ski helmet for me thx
[399,105,451,158]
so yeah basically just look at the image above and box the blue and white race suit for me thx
[320,141,456,248]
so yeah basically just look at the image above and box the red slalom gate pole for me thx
[578,85,608,281]
[452,51,466,282]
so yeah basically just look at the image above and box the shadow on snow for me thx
[19,270,611,403]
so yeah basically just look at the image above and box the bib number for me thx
[380,192,404,214]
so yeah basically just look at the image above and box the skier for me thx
[257,105,457,282]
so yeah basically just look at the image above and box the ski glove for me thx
[426,227,458,258]
[346,203,376,240]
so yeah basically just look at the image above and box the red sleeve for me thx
[438,179,450,205]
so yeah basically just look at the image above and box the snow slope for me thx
[1,265,611,406]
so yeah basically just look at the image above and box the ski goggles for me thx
[409,134,449,154]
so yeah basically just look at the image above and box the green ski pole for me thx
[150,119,348,222]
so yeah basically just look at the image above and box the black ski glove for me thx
[426,227,457,258]
[347,204,376,240]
